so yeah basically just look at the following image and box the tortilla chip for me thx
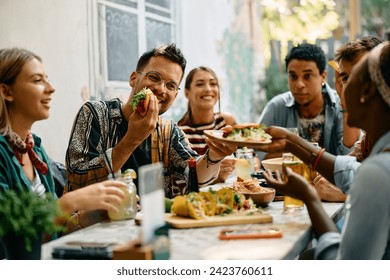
[328,60,340,72]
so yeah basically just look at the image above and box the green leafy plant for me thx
[260,63,289,102]
[0,189,64,252]
[257,63,289,114]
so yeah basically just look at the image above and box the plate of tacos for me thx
[204,123,272,148]
[164,188,272,228]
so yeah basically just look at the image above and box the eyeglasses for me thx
[137,71,180,93]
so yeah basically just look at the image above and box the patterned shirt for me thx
[351,133,371,162]
[299,108,325,147]
[65,98,203,198]
[178,112,226,155]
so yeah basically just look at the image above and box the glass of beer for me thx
[282,160,305,213]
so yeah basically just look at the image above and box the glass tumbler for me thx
[282,160,305,213]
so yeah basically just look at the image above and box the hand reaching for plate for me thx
[205,138,237,162]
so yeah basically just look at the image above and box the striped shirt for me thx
[178,112,226,155]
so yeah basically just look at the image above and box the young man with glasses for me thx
[65,44,236,229]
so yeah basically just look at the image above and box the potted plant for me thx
[0,189,64,260]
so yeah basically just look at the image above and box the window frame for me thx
[87,0,179,100]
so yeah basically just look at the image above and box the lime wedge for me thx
[164,198,174,213]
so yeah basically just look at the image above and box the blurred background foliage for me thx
[260,0,339,63]
[361,0,390,35]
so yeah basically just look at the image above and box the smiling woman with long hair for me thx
[0,48,126,235]
[178,66,239,182]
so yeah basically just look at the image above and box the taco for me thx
[171,193,205,220]
[130,87,152,117]
[221,123,272,142]
[198,191,217,216]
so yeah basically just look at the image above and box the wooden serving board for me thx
[135,210,272,229]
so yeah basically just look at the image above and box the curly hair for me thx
[285,43,327,74]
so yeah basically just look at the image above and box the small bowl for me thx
[261,157,284,173]
[239,188,276,207]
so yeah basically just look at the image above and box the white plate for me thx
[204,130,272,148]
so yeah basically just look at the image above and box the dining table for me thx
[42,177,345,260]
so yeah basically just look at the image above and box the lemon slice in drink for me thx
[236,158,251,167]
[122,169,137,179]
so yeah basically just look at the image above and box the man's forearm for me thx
[342,114,361,148]
[196,155,220,186]
[111,137,140,172]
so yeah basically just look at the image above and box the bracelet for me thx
[310,147,323,165]
[340,108,348,113]
[75,211,83,229]
[311,148,326,172]
[204,149,222,167]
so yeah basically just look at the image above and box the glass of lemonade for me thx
[282,160,305,213]
[107,171,138,221]
[235,147,254,179]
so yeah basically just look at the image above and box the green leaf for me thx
[0,189,65,252]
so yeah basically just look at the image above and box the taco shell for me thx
[171,196,190,217]
[198,192,217,216]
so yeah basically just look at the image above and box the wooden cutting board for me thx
[135,210,272,229]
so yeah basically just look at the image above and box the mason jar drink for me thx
[235,147,254,179]
[108,170,138,221]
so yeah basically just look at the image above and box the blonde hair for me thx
[0,48,41,136]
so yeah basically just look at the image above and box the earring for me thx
[360,96,365,103]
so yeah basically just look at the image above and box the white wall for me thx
[167,0,236,122]
[0,0,90,163]
[181,0,234,85]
